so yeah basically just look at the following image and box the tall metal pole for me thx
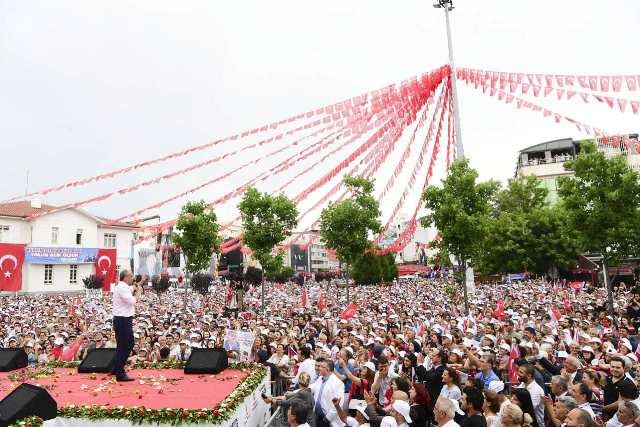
[437,0,468,315]
[441,1,465,159]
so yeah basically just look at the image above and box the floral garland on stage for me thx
[9,362,267,427]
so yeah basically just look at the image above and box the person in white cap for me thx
[378,400,412,427]
[332,397,370,427]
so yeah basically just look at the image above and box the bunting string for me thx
[375,79,450,244]
[457,68,640,93]
[133,73,438,240]
[376,81,451,255]
[459,67,640,115]
[5,70,438,203]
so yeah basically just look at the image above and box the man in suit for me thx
[310,358,345,427]
[423,349,447,411]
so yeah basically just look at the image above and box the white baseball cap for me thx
[391,400,412,423]
[348,399,369,420]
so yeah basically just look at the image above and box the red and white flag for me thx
[301,286,308,308]
[508,343,521,384]
[95,248,117,292]
[548,304,562,327]
[339,303,358,320]
[318,292,327,312]
[0,243,26,292]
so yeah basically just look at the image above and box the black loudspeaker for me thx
[77,348,117,373]
[0,383,57,427]
[0,349,27,372]
[184,348,228,374]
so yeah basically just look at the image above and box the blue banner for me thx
[25,247,98,264]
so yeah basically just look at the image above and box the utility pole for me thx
[434,0,469,315]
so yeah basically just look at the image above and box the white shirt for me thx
[310,374,345,427]
[578,402,595,419]
[441,419,461,427]
[112,281,136,317]
[526,380,545,427]
[294,358,317,385]
[605,397,640,427]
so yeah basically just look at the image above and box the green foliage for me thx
[380,253,398,281]
[320,175,382,267]
[238,188,298,275]
[352,252,382,285]
[478,176,578,275]
[173,200,221,274]
[82,274,104,290]
[422,159,499,268]
[557,141,640,261]
[191,272,213,294]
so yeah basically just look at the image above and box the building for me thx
[379,215,438,265]
[516,134,640,204]
[284,230,340,273]
[0,200,138,293]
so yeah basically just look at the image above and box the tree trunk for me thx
[602,257,614,318]
[261,269,265,312]
[461,258,469,316]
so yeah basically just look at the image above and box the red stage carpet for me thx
[0,368,248,410]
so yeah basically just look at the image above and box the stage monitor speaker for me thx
[0,383,57,427]
[184,348,228,374]
[0,349,27,372]
[77,348,117,373]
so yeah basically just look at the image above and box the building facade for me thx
[0,201,138,293]
[516,134,640,204]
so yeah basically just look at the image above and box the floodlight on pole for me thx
[433,0,465,160]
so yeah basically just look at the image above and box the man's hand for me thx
[364,390,377,406]
[332,397,341,407]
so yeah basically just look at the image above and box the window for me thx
[76,229,83,245]
[103,233,117,248]
[44,264,53,285]
[51,227,59,244]
[69,265,78,284]
[0,225,8,242]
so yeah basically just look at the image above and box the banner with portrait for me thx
[223,330,256,363]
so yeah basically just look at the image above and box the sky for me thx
[1,0,639,231]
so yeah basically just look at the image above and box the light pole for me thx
[434,0,470,315]
[603,246,614,318]
[433,0,465,159]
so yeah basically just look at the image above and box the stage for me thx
[0,363,270,426]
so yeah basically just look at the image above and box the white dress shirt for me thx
[112,281,136,317]
[526,380,545,427]
[578,402,595,419]
[310,374,345,427]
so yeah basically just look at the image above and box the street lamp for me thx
[434,0,469,315]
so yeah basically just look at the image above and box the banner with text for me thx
[25,247,98,265]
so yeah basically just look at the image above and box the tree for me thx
[422,159,499,314]
[479,176,578,275]
[352,252,383,285]
[379,253,398,282]
[173,200,221,274]
[238,187,298,309]
[320,176,382,298]
[558,141,640,315]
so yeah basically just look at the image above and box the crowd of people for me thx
[1,276,640,427]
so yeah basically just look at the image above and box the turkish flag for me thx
[508,343,521,384]
[301,287,307,307]
[95,248,117,292]
[0,243,25,291]
[318,292,327,312]
[339,303,358,320]
[492,300,506,320]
